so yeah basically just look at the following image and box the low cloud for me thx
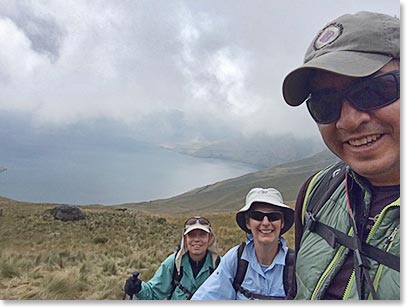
[0,0,399,141]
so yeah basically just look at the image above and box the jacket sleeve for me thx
[135,253,175,300]
[191,246,239,300]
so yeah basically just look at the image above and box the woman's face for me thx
[246,203,284,247]
[185,229,211,261]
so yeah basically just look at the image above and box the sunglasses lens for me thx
[306,90,342,124]
[306,70,399,124]
[348,73,399,110]
[185,217,210,226]
[197,218,210,226]
[249,211,282,222]
[249,211,264,221]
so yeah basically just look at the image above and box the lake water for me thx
[0,141,256,205]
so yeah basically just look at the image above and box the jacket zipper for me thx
[342,199,400,299]
[311,228,354,299]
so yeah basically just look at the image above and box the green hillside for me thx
[122,149,339,213]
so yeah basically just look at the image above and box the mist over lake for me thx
[0,138,256,205]
[0,115,326,206]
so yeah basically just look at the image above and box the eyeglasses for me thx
[305,70,400,124]
[249,211,283,222]
[184,217,211,227]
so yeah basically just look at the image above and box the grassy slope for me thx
[0,200,259,299]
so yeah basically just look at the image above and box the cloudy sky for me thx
[0,0,400,144]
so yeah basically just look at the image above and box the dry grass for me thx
[0,199,294,300]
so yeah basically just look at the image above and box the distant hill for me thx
[165,133,326,168]
[123,149,339,213]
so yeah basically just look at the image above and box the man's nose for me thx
[336,99,371,130]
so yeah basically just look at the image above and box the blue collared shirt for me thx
[191,235,288,300]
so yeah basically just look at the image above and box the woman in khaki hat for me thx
[124,216,220,300]
[192,187,295,300]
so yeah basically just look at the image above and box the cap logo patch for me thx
[314,22,343,50]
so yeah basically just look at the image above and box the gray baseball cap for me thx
[282,11,400,106]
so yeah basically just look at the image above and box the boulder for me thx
[50,205,86,222]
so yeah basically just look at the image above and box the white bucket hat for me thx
[236,187,294,234]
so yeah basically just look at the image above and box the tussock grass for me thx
[0,200,294,299]
[1,261,21,279]
[16,269,86,300]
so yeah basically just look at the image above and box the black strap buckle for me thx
[305,211,317,231]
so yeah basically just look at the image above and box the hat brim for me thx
[236,203,294,235]
[282,51,393,106]
[184,224,211,235]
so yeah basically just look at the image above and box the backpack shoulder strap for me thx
[309,161,346,213]
[215,254,221,267]
[167,258,182,300]
[303,162,400,273]
[303,161,346,229]
[210,254,221,274]
[232,242,248,292]
[283,248,296,299]
[233,243,295,300]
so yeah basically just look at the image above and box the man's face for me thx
[310,61,400,186]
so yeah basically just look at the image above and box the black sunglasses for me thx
[184,217,211,227]
[249,211,283,222]
[306,70,400,124]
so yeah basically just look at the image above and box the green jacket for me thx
[135,251,216,300]
[295,163,400,300]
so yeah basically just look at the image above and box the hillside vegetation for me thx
[0,198,296,300]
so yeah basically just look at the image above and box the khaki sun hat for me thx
[236,187,294,234]
[175,216,219,274]
[183,217,212,235]
[282,11,400,107]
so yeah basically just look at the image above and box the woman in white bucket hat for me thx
[192,187,295,300]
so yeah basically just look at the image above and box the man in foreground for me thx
[282,11,400,300]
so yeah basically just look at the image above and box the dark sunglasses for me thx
[184,217,211,227]
[305,70,400,124]
[249,211,283,222]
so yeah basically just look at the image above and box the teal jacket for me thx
[135,251,217,300]
[295,163,400,300]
